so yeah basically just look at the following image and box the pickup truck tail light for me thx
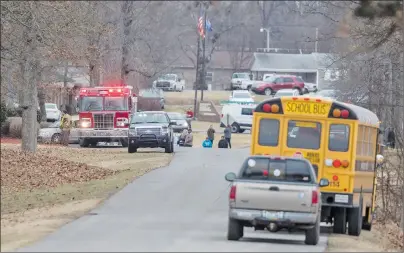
[311,190,319,204]
[229,185,237,200]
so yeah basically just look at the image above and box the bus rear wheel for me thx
[333,207,347,234]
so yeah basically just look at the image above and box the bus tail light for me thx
[332,159,342,168]
[341,160,349,168]
[263,104,272,112]
[341,109,349,118]
[332,109,341,118]
[271,104,280,113]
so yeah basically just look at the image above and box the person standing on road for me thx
[60,111,71,146]
[207,125,216,146]
[224,124,232,148]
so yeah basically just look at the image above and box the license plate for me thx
[262,211,284,220]
[335,194,349,203]
[174,133,181,137]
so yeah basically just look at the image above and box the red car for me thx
[252,75,305,96]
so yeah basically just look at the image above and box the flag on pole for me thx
[198,15,205,38]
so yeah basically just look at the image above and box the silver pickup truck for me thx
[225,155,329,245]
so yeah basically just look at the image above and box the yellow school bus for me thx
[251,96,382,236]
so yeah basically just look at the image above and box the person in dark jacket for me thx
[207,125,215,145]
[224,124,232,148]
[218,136,229,148]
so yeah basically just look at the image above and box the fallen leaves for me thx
[0,147,114,193]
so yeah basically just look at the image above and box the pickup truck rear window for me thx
[240,157,314,183]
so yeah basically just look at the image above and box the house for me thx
[169,50,254,90]
[250,52,341,89]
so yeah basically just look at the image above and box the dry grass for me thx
[164,90,268,105]
[326,223,402,252]
[0,144,173,251]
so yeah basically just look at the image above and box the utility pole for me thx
[193,3,203,120]
[315,27,319,53]
[201,9,207,101]
[193,29,201,120]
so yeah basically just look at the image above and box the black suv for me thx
[127,111,176,153]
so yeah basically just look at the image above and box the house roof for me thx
[171,50,254,70]
[250,52,337,72]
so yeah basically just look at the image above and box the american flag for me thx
[198,15,205,38]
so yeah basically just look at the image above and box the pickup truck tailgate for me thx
[235,181,315,213]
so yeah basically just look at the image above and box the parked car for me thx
[224,155,329,245]
[139,88,165,109]
[274,89,300,97]
[45,103,61,122]
[252,75,305,96]
[152,74,185,92]
[229,90,255,103]
[303,82,318,93]
[167,112,191,133]
[37,116,80,144]
[230,72,255,90]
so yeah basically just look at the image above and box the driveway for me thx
[18,147,328,252]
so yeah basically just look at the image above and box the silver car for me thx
[38,120,80,144]
[224,155,329,245]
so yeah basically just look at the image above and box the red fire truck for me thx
[77,85,137,147]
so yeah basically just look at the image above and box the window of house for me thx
[206,72,214,83]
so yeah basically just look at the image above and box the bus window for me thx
[258,119,280,146]
[287,121,321,150]
[329,124,350,152]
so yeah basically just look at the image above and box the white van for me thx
[220,103,256,133]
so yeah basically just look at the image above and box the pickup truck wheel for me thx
[264,88,273,96]
[165,140,174,153]
[128,144,137,153]
[333,207,347,234]
[247,85,252,91]
[348,201,363,236]
[305,215,320,245]
[231,123,240,133]
[304,88,309,94]
[227,218,243,241]
[79,138,90,148]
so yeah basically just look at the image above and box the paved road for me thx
[18,147,328,252]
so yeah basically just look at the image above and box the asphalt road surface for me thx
[18,147,328,252]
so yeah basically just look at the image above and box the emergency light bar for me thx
[79,87,131,95]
